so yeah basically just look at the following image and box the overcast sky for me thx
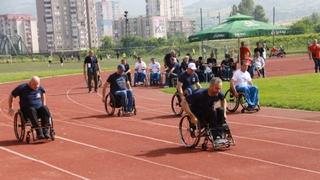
[0,0,196,17]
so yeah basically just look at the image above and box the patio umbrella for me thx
[188,13,288,42]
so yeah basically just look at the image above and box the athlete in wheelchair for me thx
[8,76,55,143]
[102,64,136,116]
[224,61,260,113]
[171,63,201,116]
[179,77,235,151]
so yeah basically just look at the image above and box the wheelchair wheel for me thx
[14,111,25,142]
[224,89,239,113]
[179,115,200,148]
[49,117,55,141]
[104,94,116,116]
[171,93,183,116]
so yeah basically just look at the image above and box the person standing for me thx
[84,50,101,93]
[121,59,132,86]
[308,39,320,73]
[239,41,251,63]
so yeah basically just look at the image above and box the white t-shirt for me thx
[149,62,161,73]
[253,57,265,70]
[135,61,146,73]
[232,69,252,87]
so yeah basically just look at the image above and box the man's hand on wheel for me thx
[8,108,15,116]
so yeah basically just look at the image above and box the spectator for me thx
[180,56,189,73]
[134,57,147,86]
[186,53,195,63]
[239,41,251,63]
[165,57,180,87]
[308,39,320,73]
[84,50,101,93]
[148,58,161,86]
[196,57,206,82]
[252,51,265,78]
[121,59,132,86]
[254,42,264,58]
[220,54,234,81]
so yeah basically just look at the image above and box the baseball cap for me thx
[188,63,197,70]
[117,64,125,71]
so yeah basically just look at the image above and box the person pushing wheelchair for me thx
[8,76,52,140]
[180,77,229,145]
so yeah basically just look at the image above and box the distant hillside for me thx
[185,0,320,29]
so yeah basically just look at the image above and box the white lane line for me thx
[247,114,320,124]
[56,136,219,180]
[230,122,320,135]
[56,118,320,176]
[138,92,320,124]
[0,146,89,180]
[219,152,320,175]
[66,87,320,151]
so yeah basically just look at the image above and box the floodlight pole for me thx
[86,0,92,49]
[200,8,203,57]
[272,6,275,46]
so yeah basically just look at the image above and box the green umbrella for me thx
[189,14,288,42]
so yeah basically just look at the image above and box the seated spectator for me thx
[148,58,161,86]
[121,59,132,86]
[220,54,234,81]
[180,56,189,73]
[196,57,206,82]
[207,52,219,77]
[269,46,278,58]
[134,57,146,86]
[165,58,180,87]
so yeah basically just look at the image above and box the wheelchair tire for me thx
[14,111,25,143]
[171,93,183,116]
[104,93,116,116]
[179,115,200,148]
[224,89,240,113]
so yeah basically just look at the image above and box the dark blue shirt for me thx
[11,83,45,109]
[107,73,128,93]
[84,56,98,73]
[178,71,199,91]
[187,89,224,118]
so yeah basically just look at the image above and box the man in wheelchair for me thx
[8,76,51,140]
[231,61,259,112]
[177,62,201,98]
[181,77,229,146]
[102,64,134,116]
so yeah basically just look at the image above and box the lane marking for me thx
[0,146,89,180]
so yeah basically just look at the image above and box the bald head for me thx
[29,76,40,90]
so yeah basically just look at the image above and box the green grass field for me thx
[162,74,320,111]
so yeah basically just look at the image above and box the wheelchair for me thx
[224,89,260,113]
[14,110,55,144]
[104,92,137,116]
[171,91,183,116]
[179,114,235,151]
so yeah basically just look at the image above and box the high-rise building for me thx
[113,16,167,41]
[146,0,183,20]
[96,0,122,41]
[36,0,98,53]
[0,14,39,53]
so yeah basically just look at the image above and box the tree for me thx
[290,13,320,34]
[230,4,238,16]
[100,36,114,49]
[253,5,268,22]
[238,0,255,16]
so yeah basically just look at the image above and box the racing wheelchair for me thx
[224,88,260,113]
[178,112,235,151]
[14,110,55,144]
[171,91,183,116]
[104,92,137,116]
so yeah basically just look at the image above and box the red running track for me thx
[0,55,319,180]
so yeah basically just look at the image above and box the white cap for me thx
[188,63,197,70]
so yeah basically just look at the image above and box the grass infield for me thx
[162,74,320,112]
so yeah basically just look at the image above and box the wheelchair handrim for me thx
[179,115,200,148]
